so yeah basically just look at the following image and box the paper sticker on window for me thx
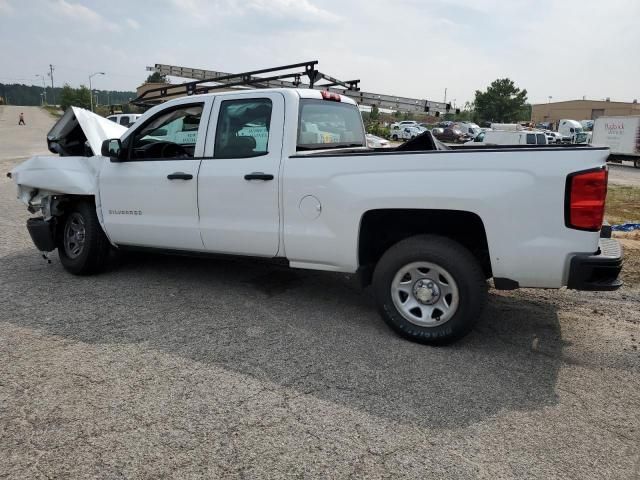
[321,132,340,143]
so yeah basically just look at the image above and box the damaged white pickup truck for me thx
[9,89,623,344]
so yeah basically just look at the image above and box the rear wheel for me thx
[57,201,111,275]
[392,134,398,141]
[372,235,487,345]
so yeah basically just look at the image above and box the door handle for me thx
[167,172,193,180]
[244,172,274,181]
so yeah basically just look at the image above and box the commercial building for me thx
[531,99,640,129]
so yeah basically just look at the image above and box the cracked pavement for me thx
[1,106,639,479]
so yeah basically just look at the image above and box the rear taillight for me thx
[565,168,608,231]
[320,90,341,102]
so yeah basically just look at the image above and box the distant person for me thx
[18,112,25,126]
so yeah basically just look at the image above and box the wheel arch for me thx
[357,209,491,285]
[46,194,115,247]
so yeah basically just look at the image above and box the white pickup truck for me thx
[9,88,623,344]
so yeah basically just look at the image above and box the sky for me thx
[0,0,638,106]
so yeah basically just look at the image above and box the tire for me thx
[634,159,639,169]
[392,134,398,141]
[57,200,111,275]
[372,235,487,345]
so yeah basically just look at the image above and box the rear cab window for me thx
[536,133,546,144]
[526,133,536,145]
[297,99,365,151]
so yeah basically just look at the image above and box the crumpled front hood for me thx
[47,106,127,156]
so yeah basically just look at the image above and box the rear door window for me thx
[214,98,272,158]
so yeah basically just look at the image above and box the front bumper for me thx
[26,217,57,252]
[567,238,623,291]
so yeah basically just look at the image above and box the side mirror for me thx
[101,138,124,161]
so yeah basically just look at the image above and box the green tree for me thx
[59,84,77,111]
[519,103,532,121]
[393,110,401,119]
[76,85,92,109]
[473,78,528,123]
[370,104,380,122]
[452,101,477,122]
[59,84,92,110]
[146,71,168,83]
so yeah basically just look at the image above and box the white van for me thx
[489,123,522,131]
[466,130,548,146]
[456,122,482,137]
[106,113,142,128]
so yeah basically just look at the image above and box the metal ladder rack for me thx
[136,61,452,115]
[132,61,360,107]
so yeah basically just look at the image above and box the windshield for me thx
[297,99,366,150]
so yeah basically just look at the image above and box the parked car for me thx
[466,130,548,146]
[390,125,421,141]
[106,113,142,127]
[390,120,419,130]
[434,127,471,143]
[545,131,562,144]
[366,133,391,148]
[10,88,621,345]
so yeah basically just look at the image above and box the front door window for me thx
[129,104,204,160]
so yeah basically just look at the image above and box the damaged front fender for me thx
[11,155,104,207]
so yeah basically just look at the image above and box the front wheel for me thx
[372,235,487,345]
[57,201,111,275]
[392,134,398,141]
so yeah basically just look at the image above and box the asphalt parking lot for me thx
[1,106,639,479]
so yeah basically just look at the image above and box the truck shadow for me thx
[3,250,568,429]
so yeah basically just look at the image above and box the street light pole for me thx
[36,74,47,105]
[88,72,105,112]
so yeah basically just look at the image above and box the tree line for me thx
[0,82,136,108]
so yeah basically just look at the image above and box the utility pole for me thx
[444,88,447,104]
[48,64,55,105]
